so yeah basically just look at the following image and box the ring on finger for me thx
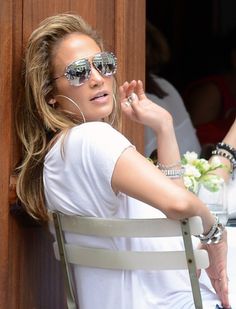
[127,92,137,104]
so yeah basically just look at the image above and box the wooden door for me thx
[0,0,145,307]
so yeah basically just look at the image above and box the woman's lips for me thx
[90,93,109,104]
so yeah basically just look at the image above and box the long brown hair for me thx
[16,13,120,221]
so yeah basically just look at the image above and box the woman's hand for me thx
[200,230,231,308]
[119,80,173,135]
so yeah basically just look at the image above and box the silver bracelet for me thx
[160,167,185,179]
[157,161,181,170]
[196,216,225,244]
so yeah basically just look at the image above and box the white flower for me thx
[183,151,198,164]
[196,159,210,173]
[181,151,225,193]
[184,164,201,178]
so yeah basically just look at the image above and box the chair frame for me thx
[51,211,209,309]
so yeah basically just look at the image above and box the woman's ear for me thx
[48,98,56,105]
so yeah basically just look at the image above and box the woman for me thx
[16,13,235,308]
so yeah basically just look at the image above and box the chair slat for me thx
[59,215,203,237]
[53,243,209,271]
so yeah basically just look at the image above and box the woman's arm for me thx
[202,118,236,308]
[209,117,236,182]
[120,80,184,187]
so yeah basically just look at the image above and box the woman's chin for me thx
[86,107,114,122]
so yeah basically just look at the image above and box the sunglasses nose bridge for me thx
[90,61,105,82]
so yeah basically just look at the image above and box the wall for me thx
[0,0,145,307]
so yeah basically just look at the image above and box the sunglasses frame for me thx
[53,51,117,87]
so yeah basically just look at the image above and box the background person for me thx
[183,27,236,152]
[145,21,201,161]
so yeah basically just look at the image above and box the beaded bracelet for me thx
[196,215,225,244]
[216,142,236,160]
[212,149,236,170]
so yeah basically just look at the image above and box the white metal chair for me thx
[50,212,209,309]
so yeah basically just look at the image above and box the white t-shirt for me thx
[145,76,201,157]
[44,122,221,309]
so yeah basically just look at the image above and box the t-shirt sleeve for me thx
[65,122,134,199]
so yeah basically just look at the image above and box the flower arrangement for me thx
[182,151,224,194]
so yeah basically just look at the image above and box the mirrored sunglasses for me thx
[53,51,117,86]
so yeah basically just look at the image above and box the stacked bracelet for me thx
[196,216,225,244]
[157,161,184,179]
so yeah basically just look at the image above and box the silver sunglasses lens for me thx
[93,52,117,76]
[65,59,91,86]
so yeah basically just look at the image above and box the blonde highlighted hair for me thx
[16,13,120,221]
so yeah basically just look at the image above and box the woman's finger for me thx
[136,80,147,100]
[119,82,132,105]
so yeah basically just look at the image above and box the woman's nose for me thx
[89,65,104,87]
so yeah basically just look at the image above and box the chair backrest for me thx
[50,212,209,309]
